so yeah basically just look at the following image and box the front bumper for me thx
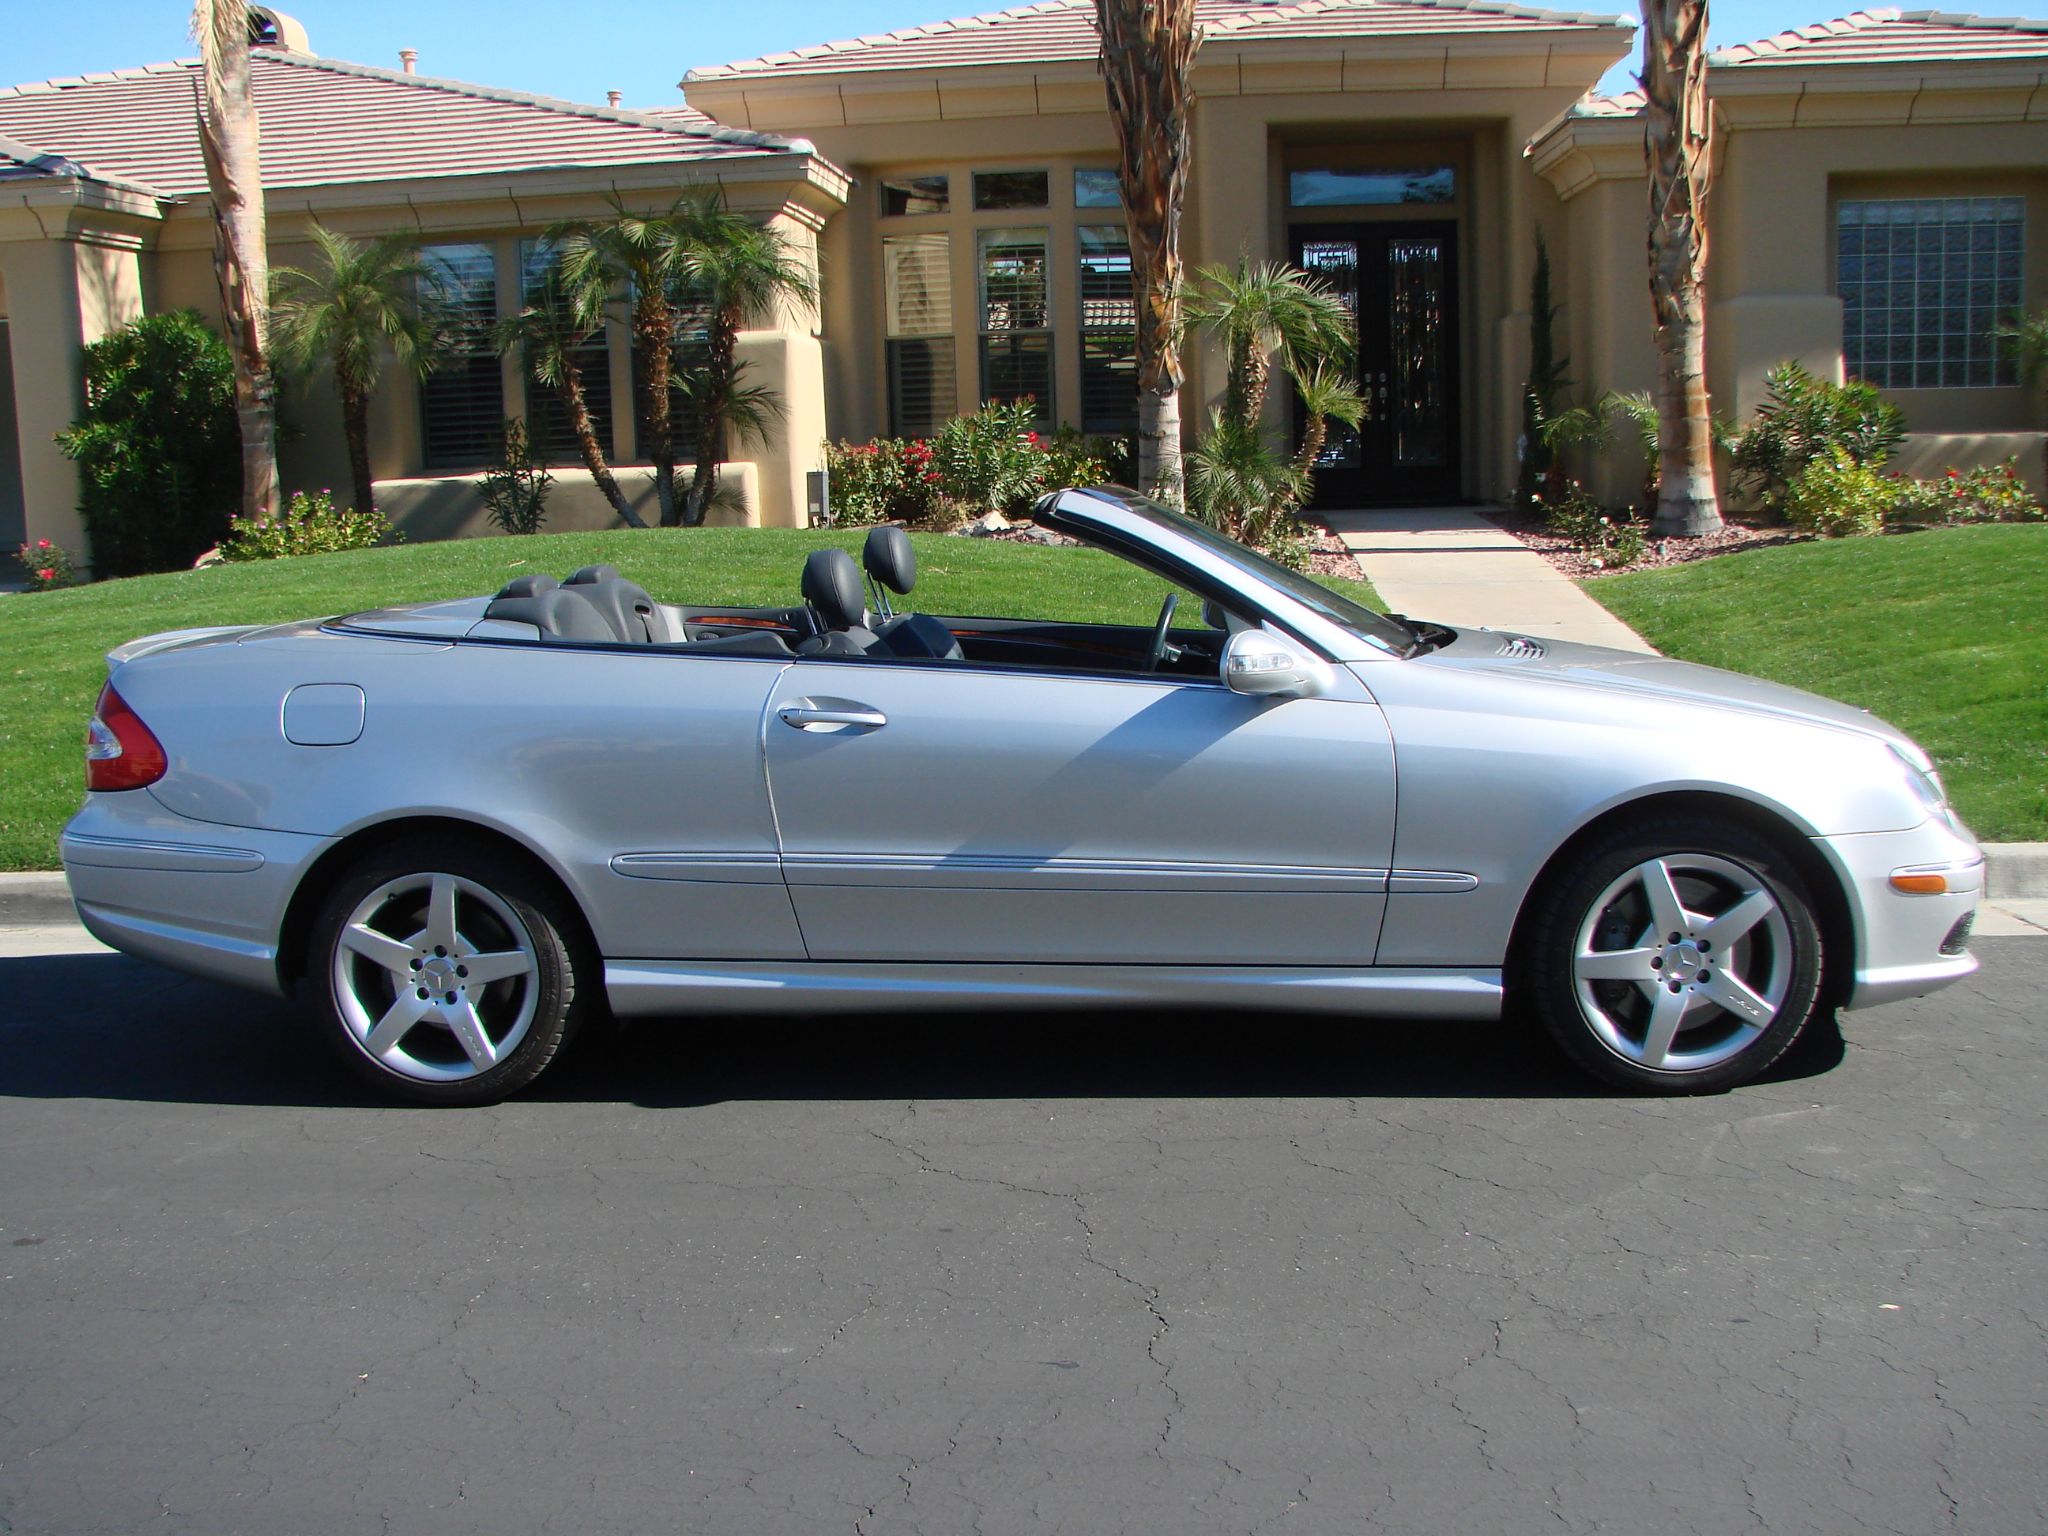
[1814,818,1983,1010]
[61,794,330,998]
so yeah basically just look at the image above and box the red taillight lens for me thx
[85,683,167,792]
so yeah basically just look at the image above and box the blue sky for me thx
[6,3,1979,108]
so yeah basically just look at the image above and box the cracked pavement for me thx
[1,932,2042,1534]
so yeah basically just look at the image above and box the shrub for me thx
[479,419,552,535]
[930,400,1046,516]
[1184,411,1308,550]
[821,437,941,527]
[220,489,397,561]
[56,310,241,576]
[16,538,80,592]
[1538,480,1649,568]
[1784,448,1891,537]
[1732,361,1906,515]
[1036,426,1115,501]
[1889,459,2045,526]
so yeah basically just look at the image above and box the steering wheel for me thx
[1146,592,1182,672]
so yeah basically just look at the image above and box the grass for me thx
[1588,523,2047,841]
[0,527,1383,872]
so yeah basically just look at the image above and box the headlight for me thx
[1889,742,1951,820]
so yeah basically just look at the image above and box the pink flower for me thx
[36,568,55,582]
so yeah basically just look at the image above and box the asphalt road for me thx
[1,933,2042,1536]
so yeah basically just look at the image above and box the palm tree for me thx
[1289,361,1366,479]
[550,195,698,526]
[494,261,646,528]
[1094,0,1199,503]
[272,226,450,517]
[1184,258,1355,434]
[1642,0,1722,536]
[192,0,279,520]
[674,195,818,527]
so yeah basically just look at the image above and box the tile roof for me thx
[1708,8,2048,66]
[688,0,1633,81]
[0,49,809,200]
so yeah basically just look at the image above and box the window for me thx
[1288,167,1455,208]
[883,234,956,438]
[1078,227,1138,437]
[973,170,1049,211]
[518,240,614,466]
[881,174,949,216]
[979,228,1052,429]
[419,243,503,469]
[1839,196,2023,390]
[1074,169,1122,209]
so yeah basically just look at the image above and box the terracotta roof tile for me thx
[0,49,809,200]
[1709,8,2048,65]
[688,0,1633,81]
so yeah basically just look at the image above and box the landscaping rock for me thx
[964,512,1013,537]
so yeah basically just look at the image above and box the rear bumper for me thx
[61,794,329,998]
[1814,819,1983,1011]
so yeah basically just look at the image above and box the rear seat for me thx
[483,569,792,655]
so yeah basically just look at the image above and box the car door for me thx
[762,654,1396,965]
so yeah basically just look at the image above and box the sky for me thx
[5,2,2006,108]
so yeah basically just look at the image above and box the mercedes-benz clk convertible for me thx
[61,487,1983,1104]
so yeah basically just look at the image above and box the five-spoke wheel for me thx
[1528,816,1823,1092]
[310,845,589,1104]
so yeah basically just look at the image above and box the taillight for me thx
[86,683,167,792]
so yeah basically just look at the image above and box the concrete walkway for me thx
[1325,505,1657,654]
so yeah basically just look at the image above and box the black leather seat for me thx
[564,564,673,644]
[795,547,885,658]
[861,525,964,661]
[483,579,617,642]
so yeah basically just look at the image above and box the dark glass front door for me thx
[1291,222,1460,507]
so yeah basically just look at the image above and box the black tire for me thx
[1525,814,1824,1094]
[307,842,591,1106]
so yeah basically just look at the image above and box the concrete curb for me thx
[6,842,2043,919]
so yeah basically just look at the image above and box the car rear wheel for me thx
[309,845,589,1105]
[1528,815,1824,1093]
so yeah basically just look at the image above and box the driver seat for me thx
[861,525,965,661]
[795,547,886,658]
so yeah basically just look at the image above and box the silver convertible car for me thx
[62,488,1982,1104]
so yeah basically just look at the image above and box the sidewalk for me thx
[1325,505,1657,654]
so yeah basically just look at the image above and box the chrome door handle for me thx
[778,703,887,731]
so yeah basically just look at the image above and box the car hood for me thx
[1411,627,1917,753]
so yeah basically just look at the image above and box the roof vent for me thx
[399,48,418,74]
[607,90,623,107]
[248,7,310,52]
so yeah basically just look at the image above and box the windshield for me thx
[1056,491,1419,654]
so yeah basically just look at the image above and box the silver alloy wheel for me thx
[1571,852,1794,1074]
[330,871,541,1084]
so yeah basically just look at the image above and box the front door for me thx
[1291,222,1460,507]
[761,659,1397,967]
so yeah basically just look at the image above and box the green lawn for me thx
[1588,523,2047,840]
[0,527,1383,871]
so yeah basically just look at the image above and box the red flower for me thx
[36,568,55,582]
[1946,468,1961,479]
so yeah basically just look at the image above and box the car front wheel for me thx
[308,844,589,1105]
[1528,815,1824,1093]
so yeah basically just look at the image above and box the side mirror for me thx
[1221,628,1336,699]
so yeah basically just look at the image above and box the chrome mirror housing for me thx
[1221,628,1336,698]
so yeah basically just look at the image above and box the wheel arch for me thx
[276,815,599,996]
[1504,789,1857,1008]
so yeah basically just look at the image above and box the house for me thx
[2,3,2043,567]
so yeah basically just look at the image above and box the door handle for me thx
[778,702,887,731]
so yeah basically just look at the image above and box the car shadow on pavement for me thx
[0,949,1845,1110]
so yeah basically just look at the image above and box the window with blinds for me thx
[518,240,613,466]
[1078,226,1138,437]
[419,243,504,470]
[979,228,1052,430]
[884,233,955,438]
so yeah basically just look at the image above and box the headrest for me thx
[801,547,868,632]
[563,564,620,586]
[862,524,916,597]
[495,572,559,599]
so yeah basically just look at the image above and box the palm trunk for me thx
[193,0,279,522]
[1292,412,1328,479]
[632,296,678,526]
[340,380,373,515]
[684,317,737,528]
[1240,342,1271,434]
[1096,0,1197,504]
[559,357,644,528]
[1643,0,1722,537]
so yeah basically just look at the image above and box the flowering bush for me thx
[930,400,1048,518]
[1784,448,1891,537]
[219,489,397,561]
[1535,480,1648,568]
[1888,459,2044,526]
[826,406,1120,529]
[821,436,943,527]
[17,538,80,591]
